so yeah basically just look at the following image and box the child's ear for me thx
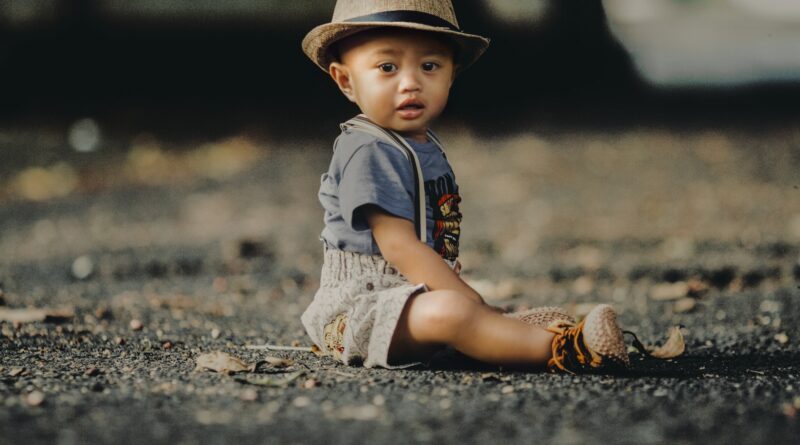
[329,62,356,103]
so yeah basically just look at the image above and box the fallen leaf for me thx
[264,356,293,368]
[480,372,500,382]
[195,351,256,375]
[649,326,686,359]
[0,307,74,323]
[235,370,305,387]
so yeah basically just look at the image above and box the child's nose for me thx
[398,69,422,93]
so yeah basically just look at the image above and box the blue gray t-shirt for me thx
[319,126,461,261]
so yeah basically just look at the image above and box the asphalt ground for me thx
[1,124,799,444]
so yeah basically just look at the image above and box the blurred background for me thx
[1,0,799,256]
[3,0,800,129]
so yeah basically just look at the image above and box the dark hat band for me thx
[343,10,461,32]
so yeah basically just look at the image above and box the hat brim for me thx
[302,21,490,75]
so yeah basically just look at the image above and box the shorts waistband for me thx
[320,246,401,287]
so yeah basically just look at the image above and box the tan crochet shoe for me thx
[505,306,576,328]
[545,304,629,373]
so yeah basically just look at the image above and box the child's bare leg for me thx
[389,290,555,368]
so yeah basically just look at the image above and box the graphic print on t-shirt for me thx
[425,172,461,261]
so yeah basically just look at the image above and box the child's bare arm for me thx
[363,205,486,305]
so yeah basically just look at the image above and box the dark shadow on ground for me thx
[422,350,800,379]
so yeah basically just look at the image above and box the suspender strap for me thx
[340,115,446,243]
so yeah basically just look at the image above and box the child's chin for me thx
[391,119,429,132]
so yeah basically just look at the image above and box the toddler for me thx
[300,0,629,373]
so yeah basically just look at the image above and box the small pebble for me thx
[304,378,318,389]
[293,396,311,408]
[114,337,126,345]
[674,298,697,314]
[130,319,143,331]
[212,277,228,293]
[162,341,173,350]
[211,328,221,339]
[240,388,258,402]
[774,333,789,344]
[10,368,25,377]
[24,391,45,407]
[501,385,515,394]
[84,367,100,377]
[71,255,94,280]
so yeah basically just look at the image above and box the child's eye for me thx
[422,62,440,72]
[378,63,397,73]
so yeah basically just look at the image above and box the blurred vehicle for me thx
[602,0,800,86]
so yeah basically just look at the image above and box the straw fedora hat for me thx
[302,0,490,74]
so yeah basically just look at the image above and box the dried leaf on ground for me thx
[649,326,686,359]
[0,307,74,323]
[195,351,256,375]
[235,370,305,387]
[263,356,294,368]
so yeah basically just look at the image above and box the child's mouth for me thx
[397,101,425,119]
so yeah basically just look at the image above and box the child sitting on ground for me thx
[300,0,630,373]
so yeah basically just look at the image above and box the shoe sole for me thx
[582,304,630,367]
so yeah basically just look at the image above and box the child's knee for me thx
[408,290,477,338]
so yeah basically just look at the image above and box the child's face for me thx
[329,29,456,142]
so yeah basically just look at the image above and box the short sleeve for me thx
[338,140,415,231]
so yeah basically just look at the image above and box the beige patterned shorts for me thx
[301,246,429,369]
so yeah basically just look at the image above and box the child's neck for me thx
[397,130,429,144]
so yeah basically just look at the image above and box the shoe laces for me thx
[546,320,602,374]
